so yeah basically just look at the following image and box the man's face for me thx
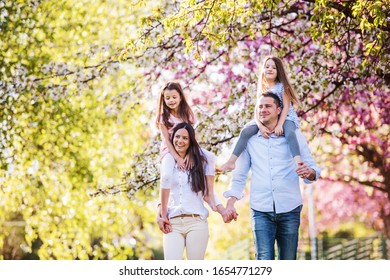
[257,96,281,125]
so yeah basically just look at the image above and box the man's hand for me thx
[223,197,238,223]
[222,208,238,223]
[296,162,315,180]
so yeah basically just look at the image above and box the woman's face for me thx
[173,128,190,157]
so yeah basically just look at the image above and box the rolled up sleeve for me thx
[201,148,215,176]
[296,131,321,183]
[223,148,251,200]
[160,153,176,189]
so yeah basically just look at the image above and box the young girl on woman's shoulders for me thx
[218,55,303,172]
[155,82,217,210]
[155,81,195,169]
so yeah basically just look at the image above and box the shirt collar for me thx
[257,131,279,138]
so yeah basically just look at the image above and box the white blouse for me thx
[160,149,220,220]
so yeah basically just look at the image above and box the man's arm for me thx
[296,131,321,183]
[223,147,251,222]
[223,147,251,199]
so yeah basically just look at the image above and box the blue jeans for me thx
[251,205,302,260]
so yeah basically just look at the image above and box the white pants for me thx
[164,216,209,260]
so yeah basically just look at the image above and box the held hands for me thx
[156,210,172,234]
[215,204,236,223]
[222,202,238,223]
[210,200,238,223]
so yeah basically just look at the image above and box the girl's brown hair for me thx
[155,82,195,129]
[257,55,299,106]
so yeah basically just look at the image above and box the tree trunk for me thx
[381,206,390,239]
[383,170,390,238]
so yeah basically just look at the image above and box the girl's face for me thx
[264,59,278,82]
[163,89,181,112]
[173,128,190,157]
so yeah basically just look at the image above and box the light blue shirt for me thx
[223,131,321,214]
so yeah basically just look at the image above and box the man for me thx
[223,92,321,260]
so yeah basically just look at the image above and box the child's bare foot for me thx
[216,161,236,172]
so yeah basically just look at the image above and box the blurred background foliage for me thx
[1,0,389,259]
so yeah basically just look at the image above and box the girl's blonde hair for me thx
[257,55,299,106]
[155,81,195,129]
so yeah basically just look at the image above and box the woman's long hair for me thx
[257,55,299,106]
[170,123,207,195]
[155,82,195,129]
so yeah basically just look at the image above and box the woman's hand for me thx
[156,203,172,234]
[216,205,227,222]
[223,198,239,223]
[156,213,172,234]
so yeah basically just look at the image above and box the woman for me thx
[157,122,224,260]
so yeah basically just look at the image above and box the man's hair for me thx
[260,91,281,107]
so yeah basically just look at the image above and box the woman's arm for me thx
[158,189,171,234]
[275,93,290,136]
[160,189,170,219]
[160,123,186,169]
[204,175,216,211]
[157,154,175,234]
